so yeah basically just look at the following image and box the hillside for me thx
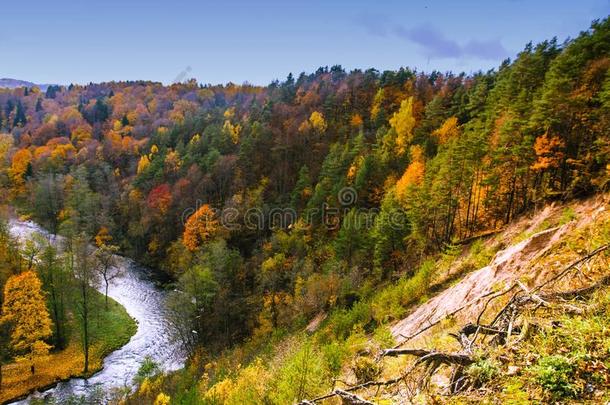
[0,15,608,405]
[368,194,610,403]
[0,78,55,91]
[123,195,608,404]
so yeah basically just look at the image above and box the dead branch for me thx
[382,348,432,357]
[541,273,610,300]
[458,322,520,337]
[334,389,376,404]
[532,244,609,294]
[383,348,474,367]
[299,388,377,404]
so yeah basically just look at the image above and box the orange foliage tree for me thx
[8,149,33,192]
[531,132,565,171]
[396,145,425,201]
[183,204,220,251]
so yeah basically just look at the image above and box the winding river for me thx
[8,219,186,403]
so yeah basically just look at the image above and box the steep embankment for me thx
[391,195,608,345]
[336,194,610,403]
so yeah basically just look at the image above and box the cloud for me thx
[394,24,462,58]
[354,13,390,37]
[462,39,508,60]
[355,14,508,61]
[395,24,508,60]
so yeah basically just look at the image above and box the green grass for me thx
[89,291,137,360]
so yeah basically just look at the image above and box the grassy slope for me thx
[0,292,137,404]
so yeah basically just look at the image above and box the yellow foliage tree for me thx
[154,393,171,405]
[0,133,13,170]
[1,271,53,374]
[223,120,242,144]
[433,116,459,145]
[137,154,151,174]
[308,111,327,134]
[205,358,270,405]
[389,97,415,155]
[370,88,384,121]
[95,226,112,247]
[183,204,219,251]
[223,107,236,119]
[70,124,93,147]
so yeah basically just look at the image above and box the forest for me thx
[0,16,609,404]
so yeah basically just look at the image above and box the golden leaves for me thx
[308,111,327,133]
[1,271,53,355]
[137,154,151,174]
[8,148,32,193]
[389,97,415,156]
[223,120,242,144]
[531,133,565,171]
[396,145,425,203]
[433,116,460,145]
[183,204,219,251]
[95,226,113,247]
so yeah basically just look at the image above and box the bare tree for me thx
[94,244,121,310]
[71,235,98,373]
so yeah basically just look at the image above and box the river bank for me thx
[4,219,186,404]
[1,294,136,404]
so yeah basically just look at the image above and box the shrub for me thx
[371,259,435,323]
[134,356,161,385]
[531,355,577,399]
[466,358,499,386]
[352,356,381,383]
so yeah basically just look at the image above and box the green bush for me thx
[531,355,577,399]
[327,300,372,340]
[134,356,161,385]
[466,358,499,386]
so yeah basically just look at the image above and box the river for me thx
[8,219,186,403]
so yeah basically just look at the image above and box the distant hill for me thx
[0,78,56,91]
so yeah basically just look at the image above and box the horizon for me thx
[2,0,609,86]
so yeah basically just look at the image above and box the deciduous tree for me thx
[1,271,52,374]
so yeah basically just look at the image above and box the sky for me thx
[2,0,609,86]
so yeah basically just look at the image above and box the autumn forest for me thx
[0,14,609,405]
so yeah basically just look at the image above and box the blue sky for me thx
[2,0,608,85]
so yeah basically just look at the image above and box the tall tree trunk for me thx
[104,276,109,311]
[505,174,517,224]
[82,283,89,373]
